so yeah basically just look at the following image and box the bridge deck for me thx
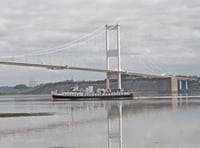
[0,60,195,80]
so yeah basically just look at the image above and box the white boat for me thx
[52,86,133,101]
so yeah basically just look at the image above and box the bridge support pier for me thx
[158,77,192,95]
[158,76,178,95]
[178,80,182,91]
[185,80,189,90]
[178,79,189,93]
[171,76,178,94]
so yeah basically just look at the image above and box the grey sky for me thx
[0,0,200,86]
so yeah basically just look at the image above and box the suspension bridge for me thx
[0,24,193,92]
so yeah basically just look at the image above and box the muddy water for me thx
[0,95,200,148]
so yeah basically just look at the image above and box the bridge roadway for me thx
[0,61,170,78]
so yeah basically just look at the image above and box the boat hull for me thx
[52,93,133,101]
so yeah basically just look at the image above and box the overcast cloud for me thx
[0,0,200,86]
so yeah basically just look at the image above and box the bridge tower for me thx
[105,24,121,90]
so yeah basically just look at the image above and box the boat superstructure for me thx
[52,86,133,101]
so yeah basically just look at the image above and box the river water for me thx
[0,95,200,148]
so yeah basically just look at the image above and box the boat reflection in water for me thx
[1,95,200,148]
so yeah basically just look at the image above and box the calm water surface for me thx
[0,95,200,148]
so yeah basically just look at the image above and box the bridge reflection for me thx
[51,96,199,148]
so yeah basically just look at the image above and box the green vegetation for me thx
[0,85,38,95]
[14,84,28,89]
